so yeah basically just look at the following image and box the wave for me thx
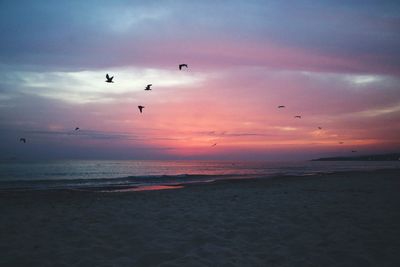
[0,173,256,191]
[3,161,398,191]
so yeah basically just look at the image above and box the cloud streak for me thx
[1,1,399,74]
[1,1,399,159]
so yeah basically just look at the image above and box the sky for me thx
[0,0,400,160]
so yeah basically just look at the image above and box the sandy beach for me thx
[1,169,400,266]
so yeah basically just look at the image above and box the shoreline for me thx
[1,167,399,193]
[1,168,400,266]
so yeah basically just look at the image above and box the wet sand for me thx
[1,169,400,266]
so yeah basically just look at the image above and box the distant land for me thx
[312,153,400,161]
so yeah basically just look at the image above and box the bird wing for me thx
[106,74,110,79]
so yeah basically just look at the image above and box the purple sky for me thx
[1,0,399,160]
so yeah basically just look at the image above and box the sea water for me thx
[0,160,399,190]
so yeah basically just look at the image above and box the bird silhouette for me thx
[75,127,80,131]
[318,127,322,130]
[19,138,26,143]
[294,116,302,119]
[105,74,114,83]
[145,84,152,91]
[179,64,188,70]
[351,150,357,153]
[278,105,285,108]
[138,106,145,113]
[339,142,344,144]
[211,143,217,147]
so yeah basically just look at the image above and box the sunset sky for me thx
[1,0,399,160]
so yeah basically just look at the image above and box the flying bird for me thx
[138,105,145,113]
[144,84,152,91]
[179,64,188,70]
[351,150,357,153]
[75,127,80,131]
[294,116,302,119]
[105,74,114,83]
[278,105,285,108]
[339,142,344,144]
[318,127,322,130]
[211,143,217,147]
[19,138,26,143]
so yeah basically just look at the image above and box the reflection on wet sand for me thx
[109,185,184,192]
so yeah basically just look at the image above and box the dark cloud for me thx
[1,1,400,160]
[0,1,399,74]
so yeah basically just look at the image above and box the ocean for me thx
[0,160,399,191]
